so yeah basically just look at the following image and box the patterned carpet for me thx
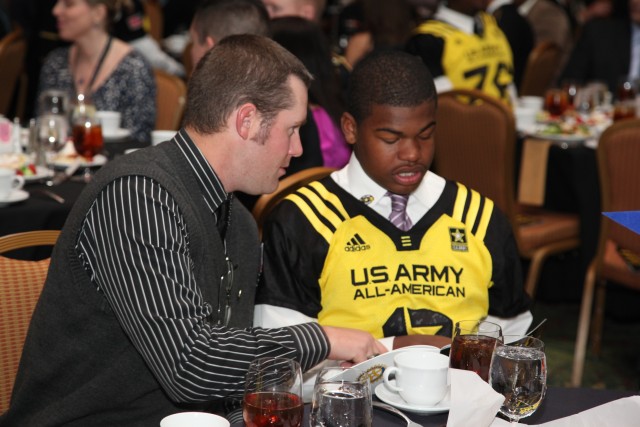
[531,292,640,390]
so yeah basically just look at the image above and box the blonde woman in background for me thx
[38,0,156,143]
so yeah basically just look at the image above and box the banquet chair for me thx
[0,28,27,117]
[571,119,640,387]
[519,41,563,97]
[435,89,580,299]
[252,167,336,237]
[154,69,187,130]
[0,230,61,413]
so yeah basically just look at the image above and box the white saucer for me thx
[103,128,131,141]
[0,189,29,207]
[52,154,107,169]
[374,381,450,415]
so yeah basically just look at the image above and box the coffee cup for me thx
[95,111,121,135]
[383,350,449,406]
[152,130,177,146]
[0,167,25,200]
[160,412,229,427]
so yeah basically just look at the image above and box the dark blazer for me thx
[560,17,632,93]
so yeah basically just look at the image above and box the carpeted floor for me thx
[531,295,640,390]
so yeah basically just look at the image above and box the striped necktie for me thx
[387,192,412,231]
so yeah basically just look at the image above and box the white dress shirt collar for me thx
[331,153,446,223]
[518,0,539,16]
[434,5,475,35]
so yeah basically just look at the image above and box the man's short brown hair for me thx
[182,34,312,134]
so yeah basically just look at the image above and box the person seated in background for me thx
[112,0,186,77]
[486,0,535,91]
[255,50,532,372]
[271,16,351,169]
[405,0,516,104]
[189,0,270,69]
[38,0,155,143]
[339,0,417,68]
[262,0,326,23]
[560,0,639,93]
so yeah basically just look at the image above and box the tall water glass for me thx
[243,358,304,427]
[489,336,547,424]
[449,320,503,382]
[310,366,372,427]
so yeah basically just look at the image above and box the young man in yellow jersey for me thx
[255,50,532,359]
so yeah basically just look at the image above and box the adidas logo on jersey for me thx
[344,233,371,252]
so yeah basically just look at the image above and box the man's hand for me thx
[321,326,388,364]
[393,334,451,350]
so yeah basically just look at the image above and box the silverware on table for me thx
[46,160,80,187]
[32,188,65,204]
[373,401,423,427]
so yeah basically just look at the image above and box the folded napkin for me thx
[447,368,505,427]
[490,396,640,426]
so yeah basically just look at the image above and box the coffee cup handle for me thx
[13,174,25,191]
[383,367,402,392]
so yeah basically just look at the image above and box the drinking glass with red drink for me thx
[544,88,569,117]
[72,115,103,161]
[243,358,304,427]
[449,320,503,382]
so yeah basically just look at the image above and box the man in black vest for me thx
[1,35,385,426]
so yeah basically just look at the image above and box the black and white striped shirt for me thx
[75,129,329,403]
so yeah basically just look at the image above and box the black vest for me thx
[1,141,261,426]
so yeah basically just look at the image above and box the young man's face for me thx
[343,101,437,196]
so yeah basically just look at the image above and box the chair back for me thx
[143,0,164,43]
[435,89,517,220]
[0,29,27,116]
[252,167,336,237]
[0,230,61,413]
[154,69,187,130]
[596,118,640,267]
[519,41,563,97]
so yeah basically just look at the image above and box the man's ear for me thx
[236,103,258,139]
[205,35,215,50]
[341,112,358,146]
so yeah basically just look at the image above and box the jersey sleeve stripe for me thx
[465,189,482,229]
[308,182,350,219]
[453,183,468,222]
[475,197,493,242]
[287,193,335,243]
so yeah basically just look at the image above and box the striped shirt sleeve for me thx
[76,175,329,402]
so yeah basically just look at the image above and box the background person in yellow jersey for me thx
[254,50,532,366]
[405,0,517,104]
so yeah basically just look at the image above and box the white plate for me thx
[531,132,590,143]
[375,381,450,415]
[23,166,54,183]
[52,154,107,169]
[0,189,29,207]
[103,128,131,141]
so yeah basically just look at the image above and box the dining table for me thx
[0,138,148,259]
[231,387,638,426]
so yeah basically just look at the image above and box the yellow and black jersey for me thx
[257,178,529,339]
[407,12,514,104]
